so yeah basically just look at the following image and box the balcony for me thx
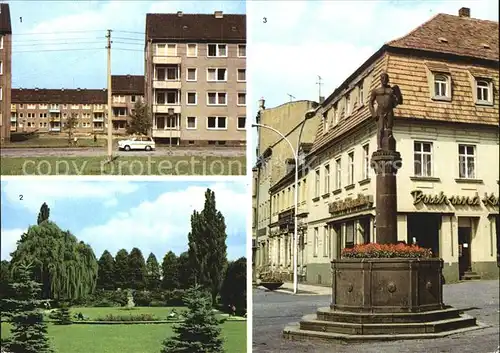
[153,56,181,65]
[10,116,16,122]
[153,80,181,90]
[49,107,60,113]
[93,116,104,122]
[153,104,181,114]
[49,127,61,132]
[11,105,16,112]
[50,116,61,121]
[152,129,181,138]
[93,106,105,113]
[112,115,128,121]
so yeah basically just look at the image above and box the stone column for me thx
[371,140,402,244]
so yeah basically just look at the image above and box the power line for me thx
[113,41,143,46]
[13,47,105,53]
[15,41,105,47]
[112,48,143,52]
[112,37,144,42]
[13,29,106,36]
[113,30,145,35]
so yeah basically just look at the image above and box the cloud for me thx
[2,180,139,213]
[78,182,247,259]
[1,228,25,260]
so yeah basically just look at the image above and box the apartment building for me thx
[111,74,144,134]
[144,11,246,147]
[253,99,320,277]
[11,88,107,134]
[256,7,499,285]
[0,3,12,144]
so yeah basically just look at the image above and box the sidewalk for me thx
[255,281,331,295]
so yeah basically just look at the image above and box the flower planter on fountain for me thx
[258,273,284,291]
[283,244,483,341]
[260,282,284,291]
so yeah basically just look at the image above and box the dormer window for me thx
[433,73,450,100]
[475,78,493,105]
[345,93,351,116]
[322,112,328,134]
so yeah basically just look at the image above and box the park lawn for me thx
[65,306,187,320]
[6,138,106,148]
[1,321,247,353]
[0,156,246,175]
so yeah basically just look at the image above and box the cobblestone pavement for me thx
[0,146,246,158]
[253,280,500,353]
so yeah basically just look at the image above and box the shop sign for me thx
[278,209,294,228]
[411,190,499,207]
[328,194,374,215]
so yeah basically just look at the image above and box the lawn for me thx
[2,306,247,353]
[0,156,246,175]
[6,137,106,148]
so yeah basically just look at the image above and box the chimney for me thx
[214,11,223,19]
[258,97,265,111]
[177,11,183,17]
[458,7,470,18]
[319,96,325,104]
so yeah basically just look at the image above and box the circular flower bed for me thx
[341,243,432,258]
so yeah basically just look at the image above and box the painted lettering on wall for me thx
[411,190,499,207]
[329,194,374,215]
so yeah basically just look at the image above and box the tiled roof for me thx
[146,13,245,42]
[387,13,499,61]
[0,3,12,34]
[111,75,144,95]
[12,89,107,104]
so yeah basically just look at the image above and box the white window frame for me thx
[433,73,450,99]
[237,92,246,106]
[0,36,3,50]
[358,82,364,106]
[323,226,329,257]
[237,68,246,82]
[186,92,197,106]
[207,116,227,130]
[206,68,227,82]
[237,116,246,130]
[0,87,3,101]
[207,92,227,106]
[324,164,330,194]
[414,141,433,177]
[186,43,198,57]
[186,116,197,130]
[186,68,197,82]
[458,144,476,179]
[335,157,342,189]
[314,168,320,198]
[313,228,319,257]
[0,60,2,75]
[346,93,351,116]
[362,144,370,179]
[348,151,354,185]
[475,78,493,105]
[71,104,79,109]
[237,44,246,57]
[207,43,227,58]
[166,43,177,57]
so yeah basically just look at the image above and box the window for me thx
[414,142,433,177]
[207,92,227,106]
[0,36,3,50]
[346,94,351,116]
[71,104,79,109]
[314,169,320,198]
[313,228,319,257]
[237,69,246,82]
[476,79,492,104]
[324,164,330,194]
[348,152,354,185]
[323,113,328,133]
[237,116,246,130]
[207,44,227,57]
[333,104,338,125]
[131,96,136,103]
[323,226,329,257]
[112,96,125,103]
[0,87,2,101]
[433,73,449,98]
[238,44,246,57]
[27,104,36,109]
[82,104,91,109]
[335,158,342,189]
[207,116,227,129]
[458,144,476,179]
[345,222,355,248]
[237,93,246,106]
[166,44,177,56]
[0,60,2,75]
[166,90,179,104]
[362,144,370,179]
[186,92,197,105]
[207,68,227,82]
[166,66,179,80]
[186,68,197,81]
[187,43,197,57]
[186,116,197,130]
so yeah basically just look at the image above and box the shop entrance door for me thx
[458,227,472,279]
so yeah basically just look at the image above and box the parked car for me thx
[117,136,155,151]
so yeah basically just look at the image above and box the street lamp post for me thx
[252,123,299,294]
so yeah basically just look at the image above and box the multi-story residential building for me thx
[0,3,12,144]
[253,99,320,277]
[255,7,499,285]
[111,74,144,134]
[11,88,107,134]
[144,11,246,147]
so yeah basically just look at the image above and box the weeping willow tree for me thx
[9,221,98,300]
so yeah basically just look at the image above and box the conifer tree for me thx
[3,262,54,353]
[160,286,225,353]
[146,253,161,290]
[97,250,116,290]
[54,301,72,325]
[37,202,50,225]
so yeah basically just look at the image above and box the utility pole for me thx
[316,75,323,101]
[106,29,113,162]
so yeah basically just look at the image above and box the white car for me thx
[117,136,156,151]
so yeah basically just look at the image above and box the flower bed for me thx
[341,243,432,259]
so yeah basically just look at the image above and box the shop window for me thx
[345,221,355,248]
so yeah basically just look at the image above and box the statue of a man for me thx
[369,72,403,151]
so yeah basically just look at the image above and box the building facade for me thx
[0,3,12,144]
[253,99,320,277]
[111,75,144,134]
[144,11,246,147]
[256,7,499,285]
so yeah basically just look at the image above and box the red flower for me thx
[341,243,432,258]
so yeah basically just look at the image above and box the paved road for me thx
[253,280,500,353]
[0,147,246,158]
